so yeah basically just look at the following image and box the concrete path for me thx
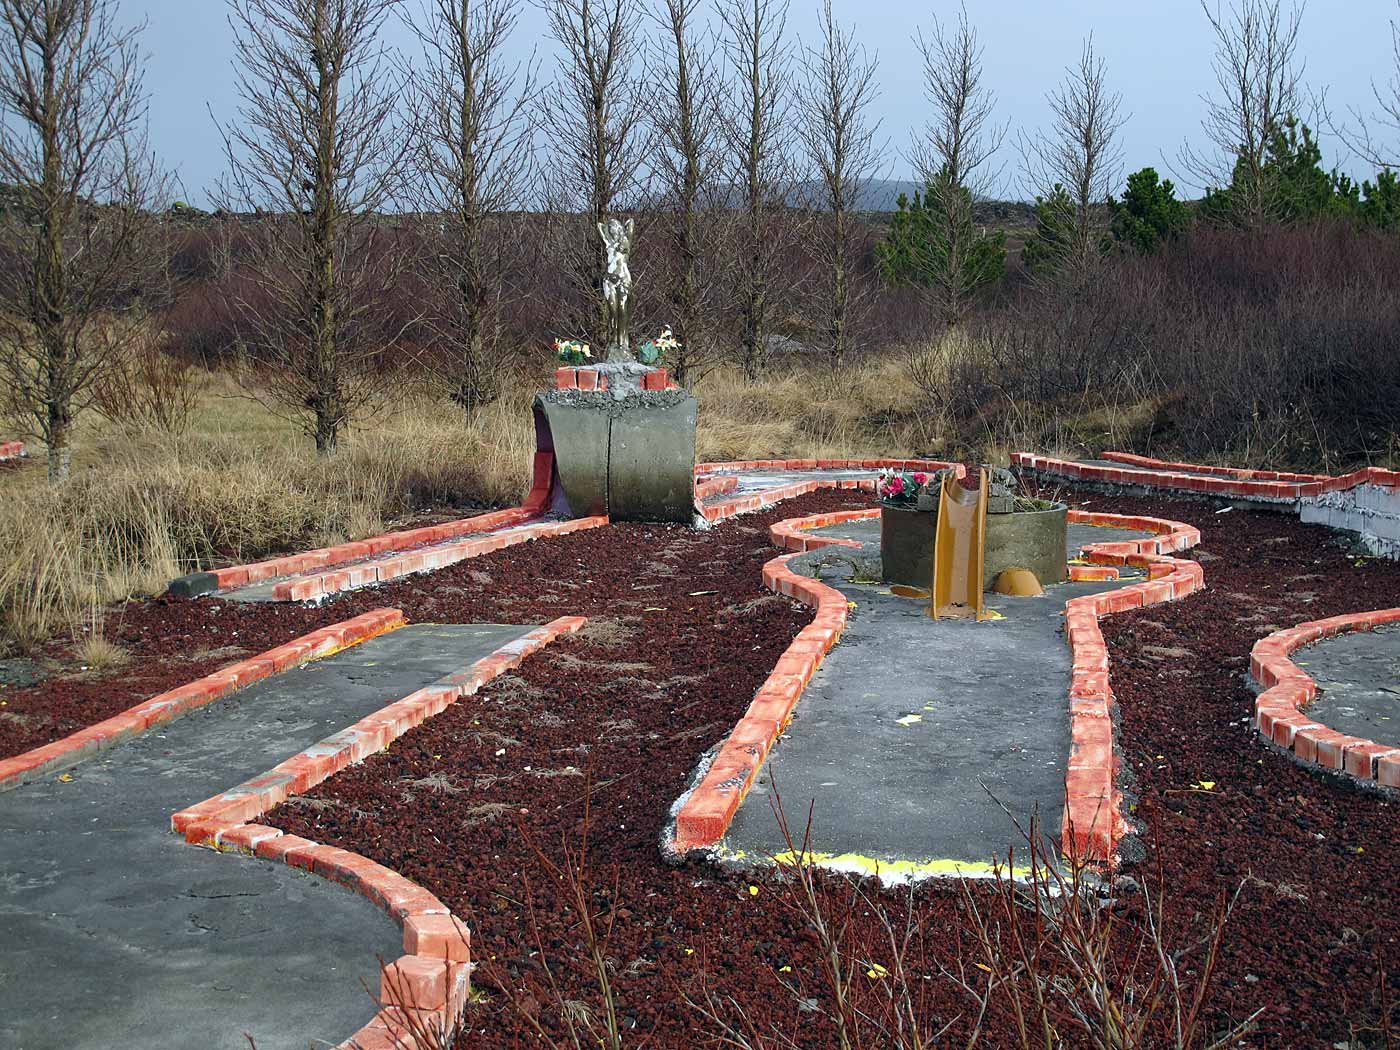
[0,623,530,1050]
[698,467,878,511]
[722,523,1151,877]
[1297,624,1400,747]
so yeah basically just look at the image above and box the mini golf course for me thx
[2,450,1400,1049]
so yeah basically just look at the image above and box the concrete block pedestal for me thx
[535,365,697,524]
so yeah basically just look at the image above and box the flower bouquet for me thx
[877,468,937,508]
[637,326,681,366]
[554,338,592,365]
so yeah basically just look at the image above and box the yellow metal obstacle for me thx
[930,468,993,621]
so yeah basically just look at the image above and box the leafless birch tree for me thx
[216,0,412,455]
[911,6,1006,327]
[648,0,725,385]
[1181,0,1305,228]
[0,0,166,482]
[798,0,884,370]
[1020,37,1126,280]
[536,0,647,348]
[719,0,797,380]
[1335,0,1400,167]
[406,0,536,412]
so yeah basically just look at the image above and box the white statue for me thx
[598,217,635,362]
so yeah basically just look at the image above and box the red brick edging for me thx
[0,439,24,461]
[196,452,560,596]
[1098,451,1330,484]
[0,609,405,793]
[669,555,848,852]
[555,366,679,391]
[172,615,587,1050]
[1251,610,1400,788]
[270,515,610,601]
[1063,511,1204,862]
[696,460,961,524]
[1015,450,1400,501]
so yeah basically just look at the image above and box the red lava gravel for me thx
[6,487,1400,1047]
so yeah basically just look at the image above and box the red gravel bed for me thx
[8,488,1400,1045]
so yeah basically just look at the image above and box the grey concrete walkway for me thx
[722,524,1150,878]
[0,623,530,1050]
[1297,624,1400,747]
[700,468,876,508]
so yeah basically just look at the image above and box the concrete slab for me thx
[722,525,1151,877]
[700,468,875,506]
[0,623,531,1050]
[1297,625,1400,747]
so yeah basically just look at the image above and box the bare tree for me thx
[1181,0,1305,228]
[536,0,647,350]
[216,0,412,455]
[0,0,166,482]
[648,0,725,386]
[911,5,1007,327]
[1020,37,1126,280]
[1335,0,1400,167]
[719,0,797,380]
[406,0,536,413]
[797,0,885,370]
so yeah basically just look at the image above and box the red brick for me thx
[403,913,471,962]
[1344,742,1400,780]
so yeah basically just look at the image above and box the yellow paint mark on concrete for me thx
[731,848,1036,883]
[895,714,923,726]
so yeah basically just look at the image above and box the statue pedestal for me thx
[535,366,697,524]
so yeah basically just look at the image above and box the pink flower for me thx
[887,477,905,496]
[912,472,928,485]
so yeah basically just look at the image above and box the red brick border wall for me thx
[193,453,560,597]
[696,461,962,524]
[269,515,609,602]
[1062,511,1205,862]
[172,616,587,1050]
[669,555,848,852]
[0,440,23,461]
[1015,451,1400,502]
[1013,451,1312,500]
[1251,610,1400,788]
[555,366,680,392]
[0,609,405,793]
[697,457,958,476]
[1099,451,1330,484]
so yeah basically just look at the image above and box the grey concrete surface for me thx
[609,395,698,522]
[723,523,1151,875]
[699,468,876,506]
[0,623,531,1050]
[535,396,611,519]
[1297,625,1400,747]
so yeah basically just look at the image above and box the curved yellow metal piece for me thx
[930,468,991,621]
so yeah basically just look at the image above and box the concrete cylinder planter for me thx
[881,501,1069,591]
[984,502,1069,589]
[880,505,937,589]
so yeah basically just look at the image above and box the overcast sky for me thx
[132,0,1399,207]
